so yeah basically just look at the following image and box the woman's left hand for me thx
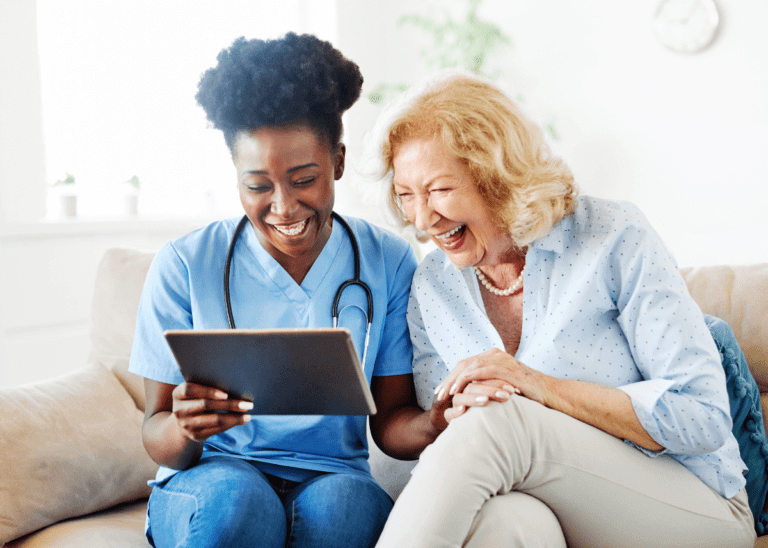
[435,348,552,421]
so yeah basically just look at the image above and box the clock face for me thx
[653,0,720,53]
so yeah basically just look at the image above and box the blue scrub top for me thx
[129,214,417,484]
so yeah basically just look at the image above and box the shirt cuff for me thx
[618,378,675,455]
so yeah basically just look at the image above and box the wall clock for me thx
[653,0,721,53]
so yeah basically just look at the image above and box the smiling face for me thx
[234,124,344,281]
[393,137,517,268]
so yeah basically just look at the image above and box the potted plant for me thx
[122,175,140,216]
[52,173,77,218]
[365,0,557,140]
[367,0,511,105]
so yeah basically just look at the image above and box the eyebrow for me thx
[244,163,320,176]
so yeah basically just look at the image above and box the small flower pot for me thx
[124,194,139,217]
[58,194,77,218]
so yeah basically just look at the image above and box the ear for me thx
[334,144,346,180]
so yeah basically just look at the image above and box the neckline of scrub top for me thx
[240,216,344,304]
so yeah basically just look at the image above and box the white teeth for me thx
[436,225,464,239]
[274,219,307,236]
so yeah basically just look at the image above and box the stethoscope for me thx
[224,211,374,367]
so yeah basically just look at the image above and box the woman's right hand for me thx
[440,381,516,423]
[142,378,252,470]
[171,382,253,442]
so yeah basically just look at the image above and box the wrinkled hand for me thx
[434,348,551,422]
[171,382,253,442]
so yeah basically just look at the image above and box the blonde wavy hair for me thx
[371,71,578,248]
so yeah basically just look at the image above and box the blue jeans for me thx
[146,456,393,548]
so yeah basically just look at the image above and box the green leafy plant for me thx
[124,175,140,190]
[53,173,75,186]
[366,0,558,140]
[402,0,510,77]
[367,0,511,105]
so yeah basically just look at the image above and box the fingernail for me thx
[495,391,510,400]
[437,388,446,401]
[434,385,442,395]
[503,385,520,395]
[449,383,458,396]
[242,414,251,422]
[475,395,489,404]
[238,401,254,410]
[214,390,228,399]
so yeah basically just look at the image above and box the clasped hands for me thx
[430,348,550,427]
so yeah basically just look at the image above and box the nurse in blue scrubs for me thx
[128,33,417,548]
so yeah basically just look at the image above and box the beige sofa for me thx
[1,247,766,547]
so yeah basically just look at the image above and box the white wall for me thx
[337,0,768,268]
[0,221,216,387]
[0,0,46,385]
[0,0,46,223]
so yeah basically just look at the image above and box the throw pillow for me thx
[0,362,158,544]
[705,314,768,535]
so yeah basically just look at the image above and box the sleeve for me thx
[371,240,418,378]
[609,203,733,455]
[407,287,450,410]
[128,242,192,385]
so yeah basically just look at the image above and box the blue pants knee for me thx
[147,456,286,548]
[146,456,392,548]
[282,472,393,548]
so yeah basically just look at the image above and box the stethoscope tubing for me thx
[224,211,373,366]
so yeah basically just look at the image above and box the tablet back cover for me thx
[164,329,376,415]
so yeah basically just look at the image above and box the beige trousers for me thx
[376,395,756,548]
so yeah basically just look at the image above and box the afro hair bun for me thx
[196,32,363,149]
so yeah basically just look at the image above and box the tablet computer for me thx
[164,328,376,415]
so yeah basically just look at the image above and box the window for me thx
[36,0,336,219]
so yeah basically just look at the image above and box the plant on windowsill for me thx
[122,175,140,217]
[52,173,77,218]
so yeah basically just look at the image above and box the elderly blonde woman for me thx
[366,72,756,548]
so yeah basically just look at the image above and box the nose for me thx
[271,184,298,218]
[410,194,439,232]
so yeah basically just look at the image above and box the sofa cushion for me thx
[682,263,768,393]
[367,425,417,500]
[705,315,768,535]
[89,248,155,412]
[4,500,148,548]
[0,363,158,544]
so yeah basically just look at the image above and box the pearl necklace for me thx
[474,266,524,296]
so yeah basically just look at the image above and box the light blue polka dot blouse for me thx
[408,195,747,499]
